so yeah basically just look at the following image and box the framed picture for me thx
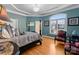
[68,17,79,26]
[44,20,49,26]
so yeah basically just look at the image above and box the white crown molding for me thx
[45,4,79,16]
[7,9,27,16]
[7,4,79,17]
[7,9,45,17]
[11,4,32,15]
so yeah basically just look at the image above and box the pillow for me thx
[2,28,10,38]
[5,25,14,38]
[12,27,16,37]
[15,28,19,36]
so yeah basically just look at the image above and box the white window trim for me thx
[49,18,67,34]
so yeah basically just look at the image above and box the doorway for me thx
[35,20,42,35]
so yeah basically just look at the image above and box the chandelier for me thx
[33,4,40,12]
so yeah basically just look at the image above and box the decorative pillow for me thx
[2,28,10,38]
[15,28,19,36]
[5,25,14,38]
[12,27,16,37]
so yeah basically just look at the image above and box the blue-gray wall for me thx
[42,8,79,36]
[63,8,79,35]
[8,8,79,36]
[41,13,67,36]
[26,17,42,32]
[42,16,50,35]
[8,12,26,33]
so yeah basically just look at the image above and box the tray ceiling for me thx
[3,4,79,16]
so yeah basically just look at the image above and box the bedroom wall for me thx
[25,14,67,36]
[8,12,43,33]
[7,12,26,33]
[26,17,35,32]
[41,14,67,36]
[42,8,79,36]
[7,8,79,36]
[63,8,79,35]
[41,16,50,35]
[26,17,42,32]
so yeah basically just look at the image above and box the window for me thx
[50,19,67,34]
[26,21,35,32]
[50,20,57,34]
[58,19,65,29]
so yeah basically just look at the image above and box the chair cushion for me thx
[71,46,79,54]
[56,37,64,42]
[75,42,79,47]
[58,30,66,38]
[65,43,70,48]
[55,30,66,42]
[65,42,79,47]
[69,42,79,48]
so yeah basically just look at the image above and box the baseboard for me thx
[42,35,55,39]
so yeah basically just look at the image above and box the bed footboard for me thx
[19,39,42,54]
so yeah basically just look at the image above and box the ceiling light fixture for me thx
[33,4,40,12]
[33,7,39,12]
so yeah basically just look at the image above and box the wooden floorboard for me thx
[22,37,64,55]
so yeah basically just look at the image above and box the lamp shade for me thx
[0,5,10,22]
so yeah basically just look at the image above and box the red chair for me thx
[54,30,66,44]
[65,35,79,55]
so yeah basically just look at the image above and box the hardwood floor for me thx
[22,37,64,55]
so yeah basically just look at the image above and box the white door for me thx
[35,21,40,34]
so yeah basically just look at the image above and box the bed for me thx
[0,40,19,55]
[1,24,42,54]
[11,32,42,47]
